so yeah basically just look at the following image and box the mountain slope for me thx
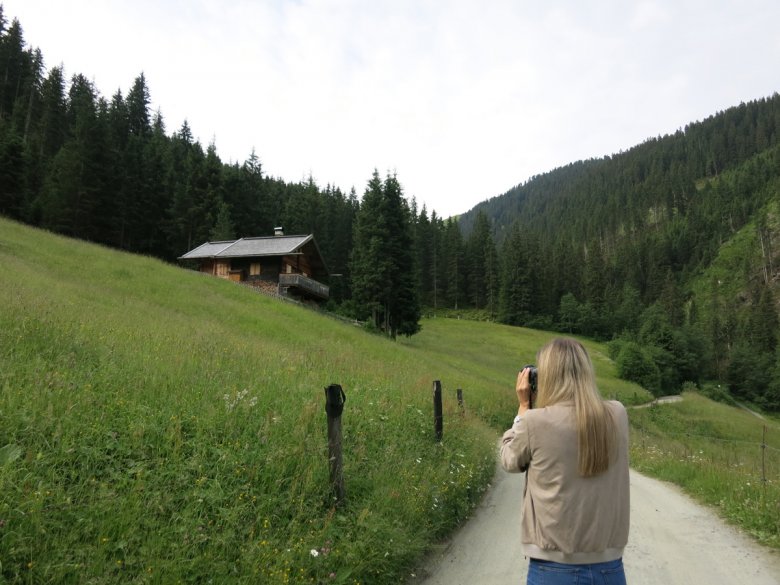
[0,217,650,583]
[457,95,780,407]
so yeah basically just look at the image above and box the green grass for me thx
[400,318,650,428]
[629,392,780,548]
[0,218,504,584]
[3,215,775,584]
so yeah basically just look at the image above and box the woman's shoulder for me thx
[605,400,629,424]
[525,401,575,424]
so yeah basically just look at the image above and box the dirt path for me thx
[409,467,780,584]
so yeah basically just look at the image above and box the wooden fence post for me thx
[433,380,443,442]
[762,425,767,485]
[457,388,464,415]
[325,384,346,506]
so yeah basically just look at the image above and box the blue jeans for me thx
[527,558,626,585]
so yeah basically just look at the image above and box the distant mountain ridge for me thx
[460,94,780,242]
[458,93,780,408]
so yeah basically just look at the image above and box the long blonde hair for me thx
[535,338,615,476]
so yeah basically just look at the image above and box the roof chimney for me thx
[274,226,284,236]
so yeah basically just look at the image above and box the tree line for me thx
[2,9,780,408]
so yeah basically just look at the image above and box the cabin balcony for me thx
[278,273,330,301]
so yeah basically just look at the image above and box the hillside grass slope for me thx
[0,217,647,584]
[5,216,776,584]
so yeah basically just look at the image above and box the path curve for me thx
[408,467,780,584]
[631,395,684,409]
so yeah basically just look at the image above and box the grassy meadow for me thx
[629,392,780,548]
[1,215,776,584]
[0,217,649,584]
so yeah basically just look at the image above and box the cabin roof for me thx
[179,235,314,260]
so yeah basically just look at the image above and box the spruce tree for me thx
[466,210,491,309]
[414,204,433,307]
[350,170,389,328]
[0,122,25,216]
[40,74,108,241]
[126,73,151,137]
[382,173,420,337]
[350,170,420,337]
[442,218,465,309]
[209,199,235,241]
[484,232,500,318]
[499,224,532,325]
[34,65,67,162]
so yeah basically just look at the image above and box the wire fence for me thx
[631,423,778,484]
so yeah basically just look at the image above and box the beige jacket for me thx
[500,400,630,564]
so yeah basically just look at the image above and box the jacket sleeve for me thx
[500,418,531,473]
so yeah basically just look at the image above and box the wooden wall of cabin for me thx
[282,254,313,277]
[198,255,317,282]
[228,257,283,282]
[198,259,230,278]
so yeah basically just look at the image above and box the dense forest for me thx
[458,94,780,410]
[2,8,779,409]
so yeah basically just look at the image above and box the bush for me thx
[615,341,661,395]
[698,381,737,405]
[607,338,627,361]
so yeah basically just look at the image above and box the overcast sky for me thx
[4,0,779,218]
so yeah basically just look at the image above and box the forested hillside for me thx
[0,8,498,333]
[459,95,780,409]
[2,7,779,408]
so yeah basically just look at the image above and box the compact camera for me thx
[522,364,538,408]
[522,364,538,394]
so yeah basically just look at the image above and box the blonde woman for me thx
[500,337,630,585]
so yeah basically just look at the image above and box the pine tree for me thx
[442,218,465,309]
[350,170,389,327]
[466,210,491,309]
[138,110,172,257]
[320,185,356,304]
[350,170,420,337]
[484,232,500,318]
[167,120,203,253]
[126,73,151,137]
[614,283,644,335]
[34,65,67,162]
[282,175,320,235]
[39,74,108,241]
[106,89,131,247]
[221,149,269,238]
[499,224,532,325]
[209,199,235,240]
[0,121,25,216]
[413,204,432,307]
[580,240,609,337]
[558,292,580,333]
[382,173,420,337]
[0,18,29,118]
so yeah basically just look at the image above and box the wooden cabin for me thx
[179,230,329,303]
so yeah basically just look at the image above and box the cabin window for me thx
[215,261,229,277]
[250,262,262,276]
[286,263,293,274]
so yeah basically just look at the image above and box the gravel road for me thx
[409,467,780,584]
